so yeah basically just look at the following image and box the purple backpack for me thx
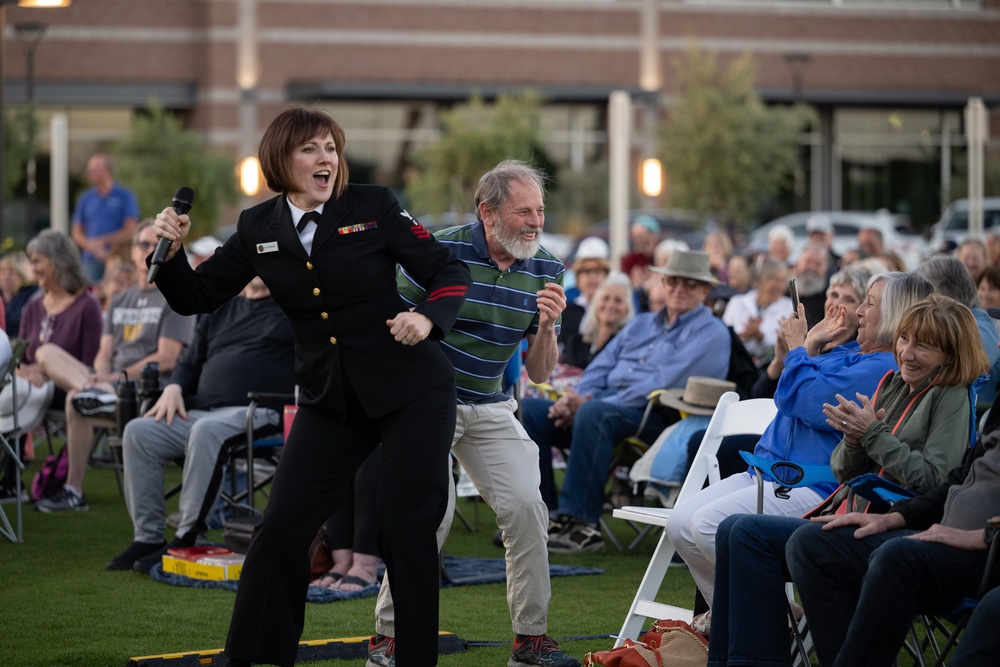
[31,447,68,502]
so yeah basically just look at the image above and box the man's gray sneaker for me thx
[36,486,88,513]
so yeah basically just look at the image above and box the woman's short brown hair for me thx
[258,106,349,198]
[894,293,990,387]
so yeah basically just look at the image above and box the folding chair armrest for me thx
[843,473,914,511]
[246,391,296,409]
[739,450,838,513]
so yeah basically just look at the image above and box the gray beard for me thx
[797,271,826,297]
[496,224,541,260]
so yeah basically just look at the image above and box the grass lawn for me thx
[0,463,697,667]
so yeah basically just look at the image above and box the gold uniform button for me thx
[306,261,314,270]
[321,312,329,320]
[329,337,338,345]
[312,287,320,296]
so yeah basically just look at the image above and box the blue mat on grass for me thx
[150,554,602,602]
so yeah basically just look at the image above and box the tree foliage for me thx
[405,91,553,216]
[3,105,33,200]
[111,101,238,237]
[660,47,814,227]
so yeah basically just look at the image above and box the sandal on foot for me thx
[311,571,343,588]
[334,574,376,592]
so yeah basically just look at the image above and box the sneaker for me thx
[72,390,118,417]
[547,521,603,554]
[548,516,569,536]
[106,540,167,571]
[0,481,28,503]
[509,634,581,667]
[366,634,395,667]
[36,486,88,513]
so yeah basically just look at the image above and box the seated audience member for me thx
[726,254,752,294]
[785,367,1000,667]
[702,230,733,283]
[707,294,990,666]
[562,272,634,371]
[987,228,1000,267]
[858,226,885,258]
[879,250,908,272]
[188,235,222,268]
[916,257,1000,396]
[838,247,865,269]
[561,237,610,343]
[0,231,102,498]
[0,253,38,336]
[35,221,196,513]
[664,272,932,620]
[522,250,732,551]
[957,237,989,286]
[311,447,382,591]
[792,242,831,327]
[107,277,295,572]
[766,224,794,266]
[722,258,793,364]
[753,265,871,399]
[622,216,660,308]
[638,239,690,312]
[805,213,841,279]
[977,265,1000,313]
[96,256,137,320]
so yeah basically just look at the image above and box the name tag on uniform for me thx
[256,241,279,254]
[338,221,378,235]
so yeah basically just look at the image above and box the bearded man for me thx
[368,160,580,667]
[793,242,830,327]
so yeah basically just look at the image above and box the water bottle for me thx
[115,371,138,432]
[139,362,160,413]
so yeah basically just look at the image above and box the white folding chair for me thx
[610,392,778,647]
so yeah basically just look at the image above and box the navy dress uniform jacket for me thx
[153,184,471,420]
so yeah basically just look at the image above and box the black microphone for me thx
[147,186,195,283]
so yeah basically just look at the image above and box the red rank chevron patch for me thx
[409,220,430,239]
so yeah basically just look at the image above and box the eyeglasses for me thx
[133,241,157,251]
[663,276,708,290]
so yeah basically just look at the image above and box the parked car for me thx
[749,210,930,270]
[929,198,1000,252]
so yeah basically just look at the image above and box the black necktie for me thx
[296,211,320,233]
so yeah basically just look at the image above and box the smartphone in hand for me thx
[788,278,800,318]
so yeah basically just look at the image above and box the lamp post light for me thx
[0,0,70,243]
[784,52,812,210]
[14,21,46,234]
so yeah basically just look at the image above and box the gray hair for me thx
[753,258,787,285]
[874,272,934,346]
[767,224,794,245]
[26,229,90,295]
[581,272,634,345]
[473,160,546,223]
[828,265,872,304]
[916,256,980,309]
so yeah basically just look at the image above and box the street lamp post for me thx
[0,0,70,244]
[15,21,46,234]
[784,52,812,210]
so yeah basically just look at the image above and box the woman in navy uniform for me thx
[151,106,471,667]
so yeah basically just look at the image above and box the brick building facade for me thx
[3,0,999,234]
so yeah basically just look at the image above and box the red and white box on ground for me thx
[160,546,245,581]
